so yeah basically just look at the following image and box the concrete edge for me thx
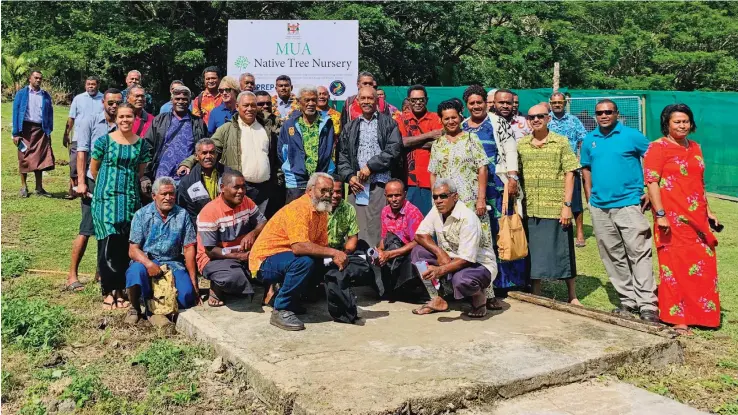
[176,309,297,414]
[177,307,683,415]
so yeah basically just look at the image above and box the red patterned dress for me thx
[643,138,720,327]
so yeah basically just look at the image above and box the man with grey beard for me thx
[249,173,348,331]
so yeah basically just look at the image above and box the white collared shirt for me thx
[416,201,497,276]
[238,117,271,183]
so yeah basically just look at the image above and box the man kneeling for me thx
[125,177,200,327]
[411,179,497,318]
[249,173,348,331]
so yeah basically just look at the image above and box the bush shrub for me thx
[1,298,72,350]
[1,250,30,279]
[61,369,111,409]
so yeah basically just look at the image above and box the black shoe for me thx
[35,188,52,198]
[270,310,305,331]
[611,306,637,318]
[639,309,660,323]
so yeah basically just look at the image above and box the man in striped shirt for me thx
[196,170,267,307]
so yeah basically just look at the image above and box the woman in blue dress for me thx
[461,85,527,309]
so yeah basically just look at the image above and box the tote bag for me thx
[497,182,528,261]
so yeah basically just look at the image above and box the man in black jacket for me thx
[177,138,234,223]
[143,85,207,189]
[337,86,402,247]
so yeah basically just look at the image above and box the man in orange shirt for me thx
[192,66,223,125]
[249,172,348,331]
[397,85,443,215]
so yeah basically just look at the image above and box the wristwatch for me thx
[507,173,519,181]
[655,209,666,218]
[564,201,572,207]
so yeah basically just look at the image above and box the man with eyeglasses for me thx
[66,88,122,293]
[581,99,658,323]
[254,90,274,115]
[494,89,530,141]
[397,84,443,215]
[192,66,223,125]
[410,179,495,318]
[145,85,207,184]
[548,92,588,247]
[239,72,256,92]
[127,84,153,137]
[207,76,240,135]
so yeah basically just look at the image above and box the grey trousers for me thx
[348,183,386,247]
[589,204,657,312]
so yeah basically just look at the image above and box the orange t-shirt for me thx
[249,194,329,273]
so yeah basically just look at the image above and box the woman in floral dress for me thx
[644,104,720,334]
[461,85,527,306]
[428,99,492,247]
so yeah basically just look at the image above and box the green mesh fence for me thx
[377,87,738,198]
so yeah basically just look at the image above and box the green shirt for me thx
[297,114,322,176]
[327,200,359,250]
[518,131,580,219]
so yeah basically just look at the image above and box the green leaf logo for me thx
[234,56,250,70]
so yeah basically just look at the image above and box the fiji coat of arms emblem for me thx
[287,23,300,34]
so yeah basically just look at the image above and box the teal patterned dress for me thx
[91,134,152,239]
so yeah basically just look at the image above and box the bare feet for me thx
[208,289,225,307]
[673,324,694,336]
[569,298,582,306]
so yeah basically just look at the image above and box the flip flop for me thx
[208,290,225,307]
[102,299,115,310]
[467,304,487,318]
[486,298,504,311]
[412,303,449,315]
[64,281,85,292]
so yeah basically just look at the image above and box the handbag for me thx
[496,182,528,261]
[147,264,179,316]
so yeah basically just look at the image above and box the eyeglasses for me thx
[106,100,123,105]
[218,88,235,94]
[432,193,454,200]
[409,98,426,103]
[527,113,547,120]
[550,101,565,105]
[595,110,615,116]
[256,102,269,107]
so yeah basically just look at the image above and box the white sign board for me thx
[227,20,359,100]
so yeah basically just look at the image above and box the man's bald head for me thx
[526,104,550,133]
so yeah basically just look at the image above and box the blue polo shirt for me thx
[69,92,104,141]
[580,122,650,209]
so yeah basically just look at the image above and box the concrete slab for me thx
[176,287,682,415]
[459,379,708,415]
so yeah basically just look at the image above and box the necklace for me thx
[667,134,688,148]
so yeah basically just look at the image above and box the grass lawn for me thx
[2,103,737,413]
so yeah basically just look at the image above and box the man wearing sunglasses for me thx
[207,76,240,136]
[410,179,495,318]
[581,99,658,323]
[254,90,274,116]
[548,92,588,248]
[66,88,122,293]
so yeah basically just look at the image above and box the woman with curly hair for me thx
[461,85,526,309]
[644,103,721,334]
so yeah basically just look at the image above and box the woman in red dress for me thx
[644,104,721,335]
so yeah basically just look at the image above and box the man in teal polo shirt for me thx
[581,99,658,323]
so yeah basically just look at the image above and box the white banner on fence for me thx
[227,20,359,100]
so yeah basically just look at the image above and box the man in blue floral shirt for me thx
[548,92,588,247]
[125,177,199,326]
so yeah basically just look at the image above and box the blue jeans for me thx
[257,252,315,311]
[125,261,197,309]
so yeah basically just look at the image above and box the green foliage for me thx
[2,249,31,279]
[131,340,201,384]
[1,1,735,104]
[19,398,46,415]
[60,369,112,409]
[2,369,18,402]
[3,276,56,300]
[1,53,30,93]
[1,298,72,350]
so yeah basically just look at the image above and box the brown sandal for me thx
[412,303,449,315]
[467,304,487,318]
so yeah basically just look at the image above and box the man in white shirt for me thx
[410,178,496,318]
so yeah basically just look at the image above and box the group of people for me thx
[11,67,721,334]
